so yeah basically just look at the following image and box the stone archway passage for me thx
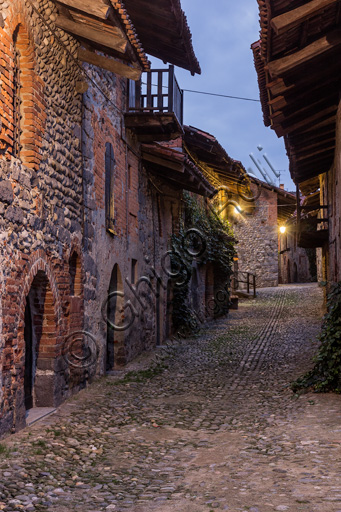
[23,270,58,410]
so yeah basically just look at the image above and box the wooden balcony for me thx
[297,205,329,248]
[125,66,184,142]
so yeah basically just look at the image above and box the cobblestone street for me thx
[1,283,341,512]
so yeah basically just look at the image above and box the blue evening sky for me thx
[149,0,296,192]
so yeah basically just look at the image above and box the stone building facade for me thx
[231,184,279,288]
[252,0,340,297]
[0,0,85,436]
[0,0,222,437]
[183,126,313,289]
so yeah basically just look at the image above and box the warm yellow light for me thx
[279,226,286,234]
[234,205,242,214]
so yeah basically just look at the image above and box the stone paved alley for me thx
[1,283,341,512]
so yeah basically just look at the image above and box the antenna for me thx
[263,154,280,179]
[249,154,274,185]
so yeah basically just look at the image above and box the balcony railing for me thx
[128,65,183,125]
[231,271,257,298]
[297,204,329,248]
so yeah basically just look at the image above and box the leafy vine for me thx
[171,191,236,332]
[292,282,341,393]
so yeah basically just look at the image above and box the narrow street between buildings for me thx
[1,283,341,512]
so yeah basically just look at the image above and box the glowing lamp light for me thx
[234,204,243,214]
[279,226,286,234]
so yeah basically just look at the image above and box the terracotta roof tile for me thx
[110,0,150,70]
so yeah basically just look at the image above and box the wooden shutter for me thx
[105,142,115,234]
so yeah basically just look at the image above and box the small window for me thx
[128,164,132,190]
[131,259,137,284]
[105,142,115,234]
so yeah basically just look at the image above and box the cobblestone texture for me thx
[1,283,341,512]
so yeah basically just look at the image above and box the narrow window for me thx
[105,142,115,234]
[128,164,132,190]
[13,28,22,158]
[131,259,137,284]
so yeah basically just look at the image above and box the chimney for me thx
[279,184,285,190]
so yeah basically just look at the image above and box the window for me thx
[131,259,137,284]
[13,28,22,158]
[128,164,132,189]
[105,142,115,234]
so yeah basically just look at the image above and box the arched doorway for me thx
[293,262,298,283]
[23,270,58,411]
[106,264,124,371]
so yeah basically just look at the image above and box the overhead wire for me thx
[183,89,260,103]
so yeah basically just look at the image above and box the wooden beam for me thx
[274,105,337,136]
[78,49,141,80]
[267,30,341,77]
[295,145,336,162]
[291,126,336,146]
[57,0,111,19]
[294,137,336,157]
[270,96,338,126]
[271,0,337,36]
[56,15,127,53]
[141,152,184,172]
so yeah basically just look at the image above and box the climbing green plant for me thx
[171,191,236,332]
[292,282,341,393]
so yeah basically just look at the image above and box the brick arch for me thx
[12,252,64,429]
[0,4,46,167]
[18,252,63,332]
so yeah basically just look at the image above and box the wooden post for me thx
[168,65,174,114]
[157,71,163,112]
[135,80,141,111]
[253,275,256,298]
[146,72,152,111]
[180,88,184,125]
[296,184,301,239]
[247,273,250,295]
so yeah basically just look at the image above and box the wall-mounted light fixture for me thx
[228,200,243,214]
[279,225,286,234]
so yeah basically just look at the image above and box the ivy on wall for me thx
[171,191,236,332]
[292,282,341,393]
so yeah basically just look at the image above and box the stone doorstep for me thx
[25,407,56,426]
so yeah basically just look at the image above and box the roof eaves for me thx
[110,0,150,70]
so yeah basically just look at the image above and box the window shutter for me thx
[105,142,115,234]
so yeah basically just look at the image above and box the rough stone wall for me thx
[0,0,85,437]
[81,64,140,369]
[232,187,279,288]
[324,100,341,287]
[278,231,315,284]
[81,65,189,367]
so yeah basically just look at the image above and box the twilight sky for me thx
[150,0,296,191]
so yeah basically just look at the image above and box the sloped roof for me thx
[122,0,201,75]
[252,0,340,184]
[141,143,216,197]
[184,125,243,179]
